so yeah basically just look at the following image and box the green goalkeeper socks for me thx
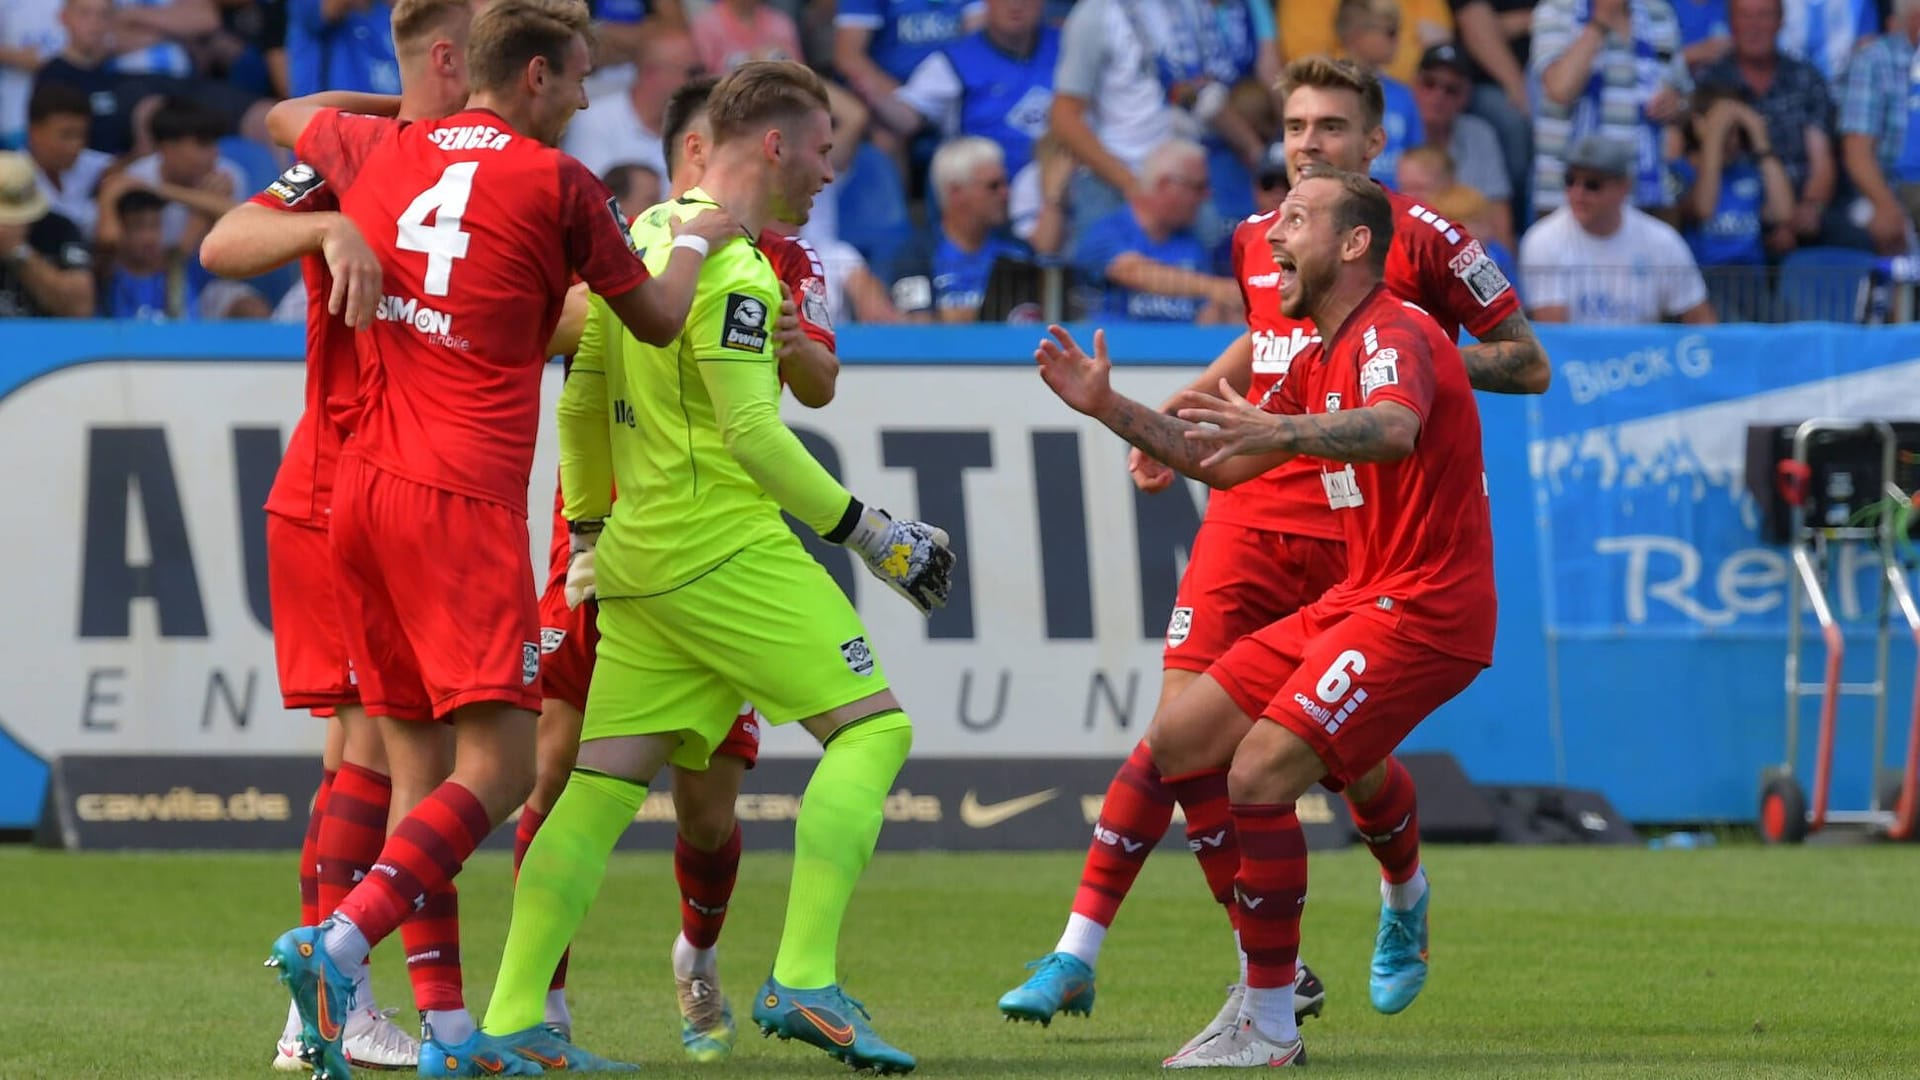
[482,769,645,1035]
[772,710,913,989]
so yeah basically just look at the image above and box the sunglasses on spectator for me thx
[1566,171,1618,191]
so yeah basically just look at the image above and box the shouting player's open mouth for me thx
[1273,249,1300,302]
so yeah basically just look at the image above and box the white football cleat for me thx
[1163,1019,1304,1069]
[342,1006,419,1070]
[272,1001,308,1071]
[1167,984,1245,1064]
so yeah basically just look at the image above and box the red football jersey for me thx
[764,231,835,350]
[1261,283,1496,665]
[545,228,836,567]
[295,107,649,511]
[1381,187,1519,341]
[1204,188,1519,539]
[1203,212,1339,540]
[251,165,357,525]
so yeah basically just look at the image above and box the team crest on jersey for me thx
[841,636,875,676]
[1360,349,1399,398]
[1166,606,1194,647]
[522,642,540,686]
[1447,240,1512,307]
[540,627,567,654]
[800,276,833,332]
[264,163,325,206]
[722,292,769,352]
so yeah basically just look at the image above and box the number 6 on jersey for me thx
[397,161,478,296]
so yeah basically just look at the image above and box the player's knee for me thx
[677,798,737,851]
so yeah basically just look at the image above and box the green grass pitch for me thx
[4,845,1919,1078]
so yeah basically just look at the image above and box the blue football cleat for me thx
[490,1024,636,1072]
[1369,887,1430,1014]
[752,976,915,1074]
[265,924,355,1080]
[419,1025,547,1076]
[996,952,1095,1025]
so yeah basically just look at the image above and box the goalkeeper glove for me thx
[565,520,603,610]
[832,501,955,616]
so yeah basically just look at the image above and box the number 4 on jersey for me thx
[397,161,477,296]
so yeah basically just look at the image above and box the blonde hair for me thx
[466,0,592,92]
[390,0,472,53]
[706,60,831,146]
[1276,55,1385,132]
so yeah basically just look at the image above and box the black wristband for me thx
[823,497,864,545]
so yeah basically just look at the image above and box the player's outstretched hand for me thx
[321,215,382,330]
[564,520,603,610]
[674,206,742,246]
[1128,447,1176,493]
[774,281,806,357]
[840,504,956,616]
[1172,378,1286,467]
[1035,325,1115,416]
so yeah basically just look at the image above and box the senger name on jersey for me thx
[377,293,471,350]
[428,124,514,152]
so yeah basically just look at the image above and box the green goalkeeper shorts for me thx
[583,534,892,769]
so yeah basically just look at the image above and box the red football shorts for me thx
[536,567,760,768]
[1163,522,1346,673]
[1209,604,1483,790]
[329,454,541,721]
[266,514,358,713]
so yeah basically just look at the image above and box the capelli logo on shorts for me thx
[522,642,540,686]
[840,637,875,676]
[1166,606,1193,647]
[539,627,567,654]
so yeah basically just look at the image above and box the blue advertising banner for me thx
[0,320,1911,831]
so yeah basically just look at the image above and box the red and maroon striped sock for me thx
[1069,741,1175,928]
[675,822,743,950]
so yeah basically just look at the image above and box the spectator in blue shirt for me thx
[876,0,1057,181]
[836,0,980,110]
[1671,0,1732,71]
[1072,137,1241,322]
[926,135,1032,320]
[287,0,397,98]
[97,187,197,319]
[1667,87,1792,319]
[1838,0,1920,256]
[1335,0,1423,183]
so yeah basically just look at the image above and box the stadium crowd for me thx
[0,0,1915,325]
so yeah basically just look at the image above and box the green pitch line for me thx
[2,846,1918,1078]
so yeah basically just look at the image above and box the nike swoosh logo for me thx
[960,788,1060,828]
[519,1048,569,1068]
[795,1005,856,1046]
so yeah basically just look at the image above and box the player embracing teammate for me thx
[256,1,738,1076]
[1007,55,1550,1068]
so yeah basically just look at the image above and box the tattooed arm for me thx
[1172,385,1421,472]
[1034,325,1286,488]
[1461,310,1552,395]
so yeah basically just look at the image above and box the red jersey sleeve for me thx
[1231,222,1253,311]
[292,109,394,192]
[1358,317,1436,423]
[557,155,648,299]
[772,235,837,350]
[247,161,332,213]
[1419,221,1519,339]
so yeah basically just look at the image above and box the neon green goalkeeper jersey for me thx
[557,190,857,598]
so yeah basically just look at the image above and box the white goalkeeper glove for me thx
[564,520,603,610]
[833,501,956,616]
